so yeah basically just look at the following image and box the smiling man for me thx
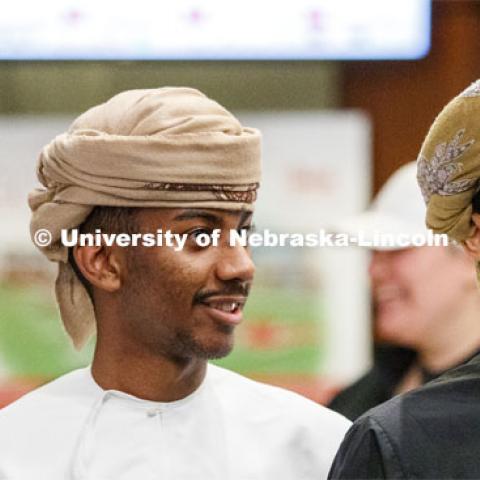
[0,87,350,479]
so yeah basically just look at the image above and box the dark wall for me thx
[0,62,339,113]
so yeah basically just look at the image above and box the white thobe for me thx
[0,364,350,480]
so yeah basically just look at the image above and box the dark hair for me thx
[68,206,139,300]
[473,188,480,214]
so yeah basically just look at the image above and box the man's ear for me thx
[464,213,480,260]
[73,245,123,293]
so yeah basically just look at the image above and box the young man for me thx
[329,163,480,421]
[0,87,350,479]
[329,80,480,479]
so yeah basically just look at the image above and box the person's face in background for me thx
[369,245,477,348]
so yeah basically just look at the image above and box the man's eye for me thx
[188,228,213,240]
[238,224,255,235]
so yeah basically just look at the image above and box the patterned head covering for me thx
[417,80,480,242]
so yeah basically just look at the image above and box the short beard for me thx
[172,325,235,360]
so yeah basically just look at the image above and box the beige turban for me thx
[417,80,480,242]
[29,87,261,349]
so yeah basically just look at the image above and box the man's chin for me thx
[192,339,234,360]
[174,331,235,360]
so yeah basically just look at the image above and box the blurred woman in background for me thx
[328,162,480,420]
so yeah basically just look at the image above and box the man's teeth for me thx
[208,302,239,313]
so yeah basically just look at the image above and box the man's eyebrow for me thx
[173,209,253,225]
[173,210,220,223]
[239,210,253,225]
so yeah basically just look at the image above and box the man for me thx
[0,87,350,479]
[329,162,480,421]
[329,79,480,479]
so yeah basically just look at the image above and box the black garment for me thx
[328,352,480,479]
[328,346,416,421]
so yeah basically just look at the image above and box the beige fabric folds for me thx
[28,87,262,349]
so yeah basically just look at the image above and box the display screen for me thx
[1,0,431,61]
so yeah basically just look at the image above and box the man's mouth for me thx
[197,297,246,325]
[203,300,242,313]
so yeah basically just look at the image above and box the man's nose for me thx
[215,243,255,283]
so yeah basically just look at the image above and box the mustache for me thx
[193,282,251,304]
